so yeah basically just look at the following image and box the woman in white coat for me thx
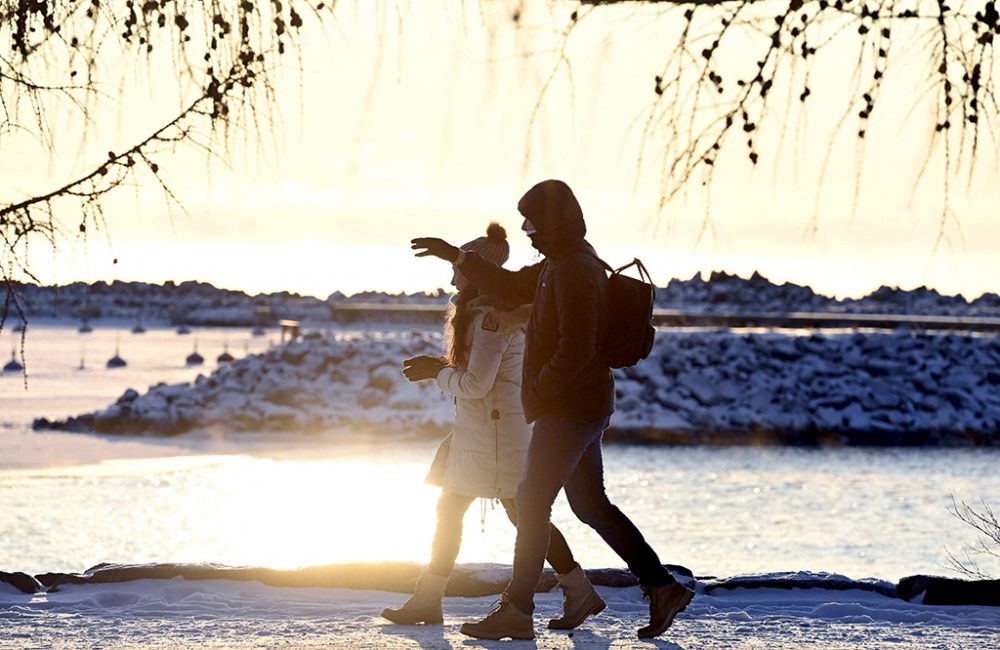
[382,223,604,631]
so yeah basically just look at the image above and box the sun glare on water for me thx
[62,450,519,572]
[192,456,442,569]
[2,441,535,575]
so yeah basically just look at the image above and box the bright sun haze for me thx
[4,2,998,299]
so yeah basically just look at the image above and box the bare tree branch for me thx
[1,0,333,380]
[548,1,999,235]
[946,495,1000,579]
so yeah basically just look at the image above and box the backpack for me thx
[598,257,656,368]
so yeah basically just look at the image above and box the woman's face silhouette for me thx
[451,269,471,291]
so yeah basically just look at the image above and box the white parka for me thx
[434,298,533,499]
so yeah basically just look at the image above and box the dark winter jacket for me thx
[456,180,615,424]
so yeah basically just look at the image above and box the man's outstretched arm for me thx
[456,251,541,307]
[411,237,542,306]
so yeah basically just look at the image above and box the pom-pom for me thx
[486,222,507,243]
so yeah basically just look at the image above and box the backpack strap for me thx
[598,257,653,286]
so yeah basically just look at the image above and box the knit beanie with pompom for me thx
[460,222,509,266]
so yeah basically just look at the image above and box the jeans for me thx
[428,493,577,578]
[506,414,675,613]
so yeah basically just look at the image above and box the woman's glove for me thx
[411,237,460,263]
[402,355,447,382]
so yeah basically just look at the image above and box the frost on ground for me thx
[2,576,999,649]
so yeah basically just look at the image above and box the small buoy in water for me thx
[3,349,23,374]
[107,338,126,368]
[186,340,204,366]
[131,322,146,334]
[217,342,234,364]
[78,321,93,334]
[251,326,266,337]
[106,354,126,368]
[176,325,191,335]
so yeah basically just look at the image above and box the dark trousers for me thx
[506,414,675,613]
[428,492,577,578]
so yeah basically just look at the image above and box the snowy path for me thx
[3,579,998,649]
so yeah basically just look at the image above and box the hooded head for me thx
[517,180,586,252]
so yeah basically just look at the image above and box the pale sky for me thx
[2,1,997,299]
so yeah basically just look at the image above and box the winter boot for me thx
[381,572,448,625]
[459,593,535,640]
[547,564,606,629]
[637,580,694,638]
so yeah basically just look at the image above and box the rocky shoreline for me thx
[611,329,1000,446]
[32,328,1000,446]
[2,562,997,608]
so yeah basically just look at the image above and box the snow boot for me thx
[381,572,448,625]
[459,593,535,640]
[637,580,694,638]
[547,564,606,629]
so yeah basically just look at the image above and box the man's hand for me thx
[402,355,447,382]
[411,237,460,263]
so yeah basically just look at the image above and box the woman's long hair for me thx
[443,288,479,369]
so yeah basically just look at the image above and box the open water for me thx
[2,325,999,581]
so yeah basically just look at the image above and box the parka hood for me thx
[517,179,586,242]
[468,296,532,331]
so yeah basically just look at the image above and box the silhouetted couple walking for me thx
[385,179,693,640]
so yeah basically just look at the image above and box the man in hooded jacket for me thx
[412,179,693,640]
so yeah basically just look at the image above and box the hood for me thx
[468,295,532,331]
[517,179,586,242]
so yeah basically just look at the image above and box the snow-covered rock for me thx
[630,329,1000,444]
[0,572,43,595]
[8,563,1000,613]
[32,329,1000,445]
[34,332,454,437]
[656,270,1000,317]
[897,574,1000,606]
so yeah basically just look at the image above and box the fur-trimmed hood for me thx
[468,295,532,331]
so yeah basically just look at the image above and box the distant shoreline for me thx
[5,271,1000,330]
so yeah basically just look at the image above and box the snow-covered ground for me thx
[2,573,998,649]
